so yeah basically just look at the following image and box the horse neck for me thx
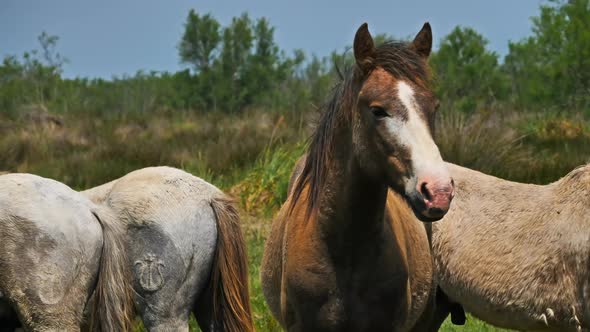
[315,132,389,245]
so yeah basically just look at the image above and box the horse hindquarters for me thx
[0,208,102,330]
[128,202,218,331]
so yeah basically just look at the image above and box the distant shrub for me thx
[436,109,533,181]
[523,115,590,142]
[437,108,590,184]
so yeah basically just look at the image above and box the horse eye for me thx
[370,106,389,119]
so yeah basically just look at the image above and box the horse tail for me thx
[208,196,254,332]
[90,206,134,331]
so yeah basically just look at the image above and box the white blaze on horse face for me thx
[384,81,447,191]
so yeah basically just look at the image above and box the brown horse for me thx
[261,23,454,331]
[431,163,590,332]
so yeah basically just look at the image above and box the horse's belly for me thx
[436,235,584,332]
[443,279,581,332]
[459,297,543,330]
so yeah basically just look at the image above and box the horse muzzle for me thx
[407,175,454,222]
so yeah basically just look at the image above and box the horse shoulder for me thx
[261,197,316,325]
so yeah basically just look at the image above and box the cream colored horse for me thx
[432,162,590,331]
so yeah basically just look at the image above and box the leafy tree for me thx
[212,13,254,112]
[38,32,67,72]
[177,10,223,110]
[304,55,332,107]
[276,49,309,111]
[505,0,590,109]
[245,17,282,104]
[430,27,508,113]
[0,32,66,115]
[177,11,296,112]
[178,10,221,73]
[218,13,253,79]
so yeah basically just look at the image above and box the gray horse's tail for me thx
[206,196,254,332]
[90,206,134,331]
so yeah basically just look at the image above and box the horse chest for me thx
[285,234,411,331]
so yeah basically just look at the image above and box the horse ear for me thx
[354,23,375,72]
[411,22,432,58]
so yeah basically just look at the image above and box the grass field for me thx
[2,107,588,331]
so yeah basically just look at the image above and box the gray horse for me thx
[0,173,134,331]
[83,166,253,332]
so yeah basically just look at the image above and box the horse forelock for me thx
[375,41,431,89]
[290,41,431,218]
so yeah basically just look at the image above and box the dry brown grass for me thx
[436,110,533,181]
[0,107,306,190]
[436,109,590,184]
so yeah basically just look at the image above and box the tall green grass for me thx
[232,143,305,216]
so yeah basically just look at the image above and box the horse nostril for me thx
[420,182,432,201]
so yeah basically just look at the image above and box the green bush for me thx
[231,142,305,216]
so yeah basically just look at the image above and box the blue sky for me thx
[0,0,544,78]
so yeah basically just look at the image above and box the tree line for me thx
[0,0,588,119]
[432,0,590,113]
